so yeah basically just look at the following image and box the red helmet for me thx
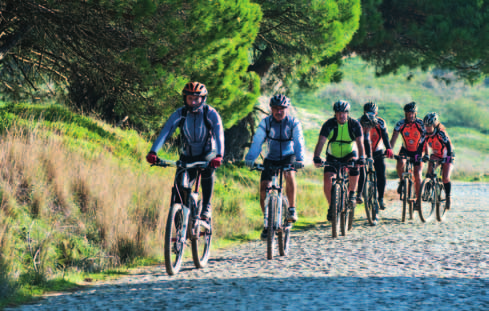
[182,82,208,97]
[182,82,208,110]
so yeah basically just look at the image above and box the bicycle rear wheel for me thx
[164,204,185,276]
[436,182,448,222]
[191,201,212,268]
[331,183,342,238]
[278,197,290,257]
[418,179,435,223]
[341,185,349,236]
[267,196,276,260]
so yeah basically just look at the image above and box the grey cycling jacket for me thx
[245,115,305,162]
[150,104,224,158]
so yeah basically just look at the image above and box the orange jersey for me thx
[420,125,453,158]
[394,118,425,152]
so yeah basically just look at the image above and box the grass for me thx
[0,104,326,308]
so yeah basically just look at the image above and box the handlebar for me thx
[393,154,416,162]
[251,163,298,172]
[318,160,357,168]
[152,159,209,169]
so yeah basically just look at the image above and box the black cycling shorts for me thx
[399,147,421,167]
[260,155,296,182]
[324,152,359,176]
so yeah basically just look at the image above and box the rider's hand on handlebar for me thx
[313,156,323,168]
[385,149,394,159]
[293,161,304,170]
[209,156,223,168]
[356,156,366,166]
[245,159,255,169]
[146,151,159,164]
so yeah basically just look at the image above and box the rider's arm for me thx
[389,130,400,150]
[208,107,225,157]
[378,118,392,150]
[439,129,454,157]
[363,130,372,158]
[244,118,267,162]
[351,119,365,158]
[292,119,305,162]
[150,109,183,153]
[314,135,327,158]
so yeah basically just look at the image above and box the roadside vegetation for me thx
[0,104,325,308]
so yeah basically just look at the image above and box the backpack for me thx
[328,117,356,144]
[178,105,213,156]
[265,116,294,142]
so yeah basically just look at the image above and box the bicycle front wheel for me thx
[331,183,342,238]
[191,201,212,268]
[408,179,414,220]
[363,179,374,225]
[418,179,435,223]
[401,179,408,223]
[436,182,448,222]
[267,196,276,260]
[164,204,185,276]
[278,197,290,257]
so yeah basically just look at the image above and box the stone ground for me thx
[6,182,489,310]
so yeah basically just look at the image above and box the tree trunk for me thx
[224,116,252,163]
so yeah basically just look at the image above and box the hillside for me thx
[292,57,489,180]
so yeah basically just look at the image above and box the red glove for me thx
[209,156,223,168]
[146,151,158,164]
[385,149,394,159]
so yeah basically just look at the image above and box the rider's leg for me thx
[200,168,215,219]
[260,180,272,214]
[442,162,453,209]
[396,159,405,193]
[374,156,387,209]
[323,171,335,221]
[414,162,423,206]
[356,166,366,204]
[285,170,298,222]
[348,166,360,203]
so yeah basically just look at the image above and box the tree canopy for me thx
[349,0,489,82]
[1,0,362,131]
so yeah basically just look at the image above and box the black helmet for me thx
[333,100,350,112]
[364,102,378,114]
[360,113,378,128]
[423,112,439,127]
[404,101,418,113]
[270,94,291,108]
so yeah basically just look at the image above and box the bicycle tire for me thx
[348,202,355,231]
[267,195,276,260]
[164,204,185,276]
[191,201,212,268]
[331,183,342,238]
[278,197,290,256]
[363,179,373,225]
[340,185,349,236]
[408,179,414,220]
[418,179,435,223]
[401,179,408,223]
[436,181,448,222]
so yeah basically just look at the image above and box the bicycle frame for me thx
[158,160,211,240]
[420,156,447,222]
[394,154,416,222]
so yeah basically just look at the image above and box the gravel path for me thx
[7,182,489,310]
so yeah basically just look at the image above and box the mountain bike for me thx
[394,154,416,222]
[419,156,448,222]
[320,159,356,238]
[252,163,299,260]
[153,159,212,276]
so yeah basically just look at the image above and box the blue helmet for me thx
[364,102,378,114]
[270,94,291,108]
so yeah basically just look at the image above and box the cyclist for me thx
[418,112,455,209]
[145,82,224,221]
[244,94,305,239]
[313,100,366,222]
[357,102,393,211]
[389,101,425,209]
